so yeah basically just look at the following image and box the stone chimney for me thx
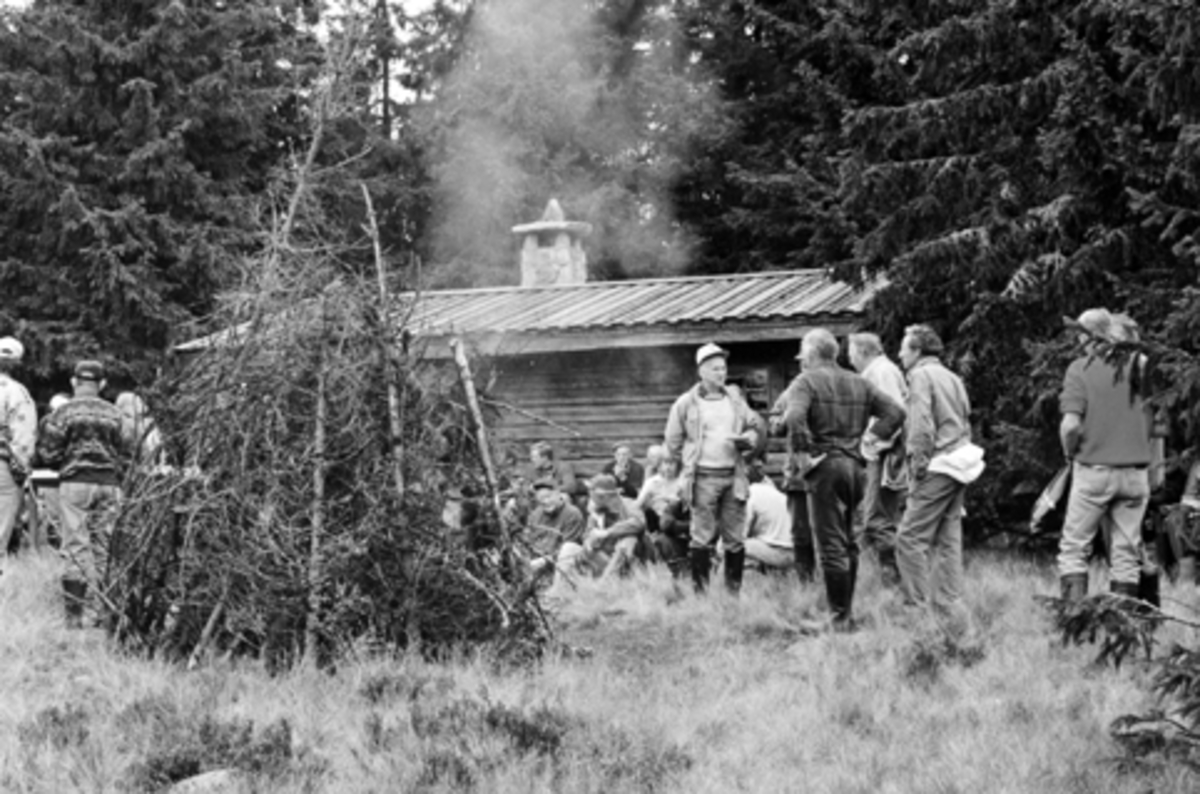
[512,198,592,287]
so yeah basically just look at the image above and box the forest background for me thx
[3,0,1200,539]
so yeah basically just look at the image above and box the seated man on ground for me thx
[743,462,794,573]
[602,441,645,500]
[581,474,647,579]
[636,455,689,575]
[524,477,587,587]
[527,440,587,513]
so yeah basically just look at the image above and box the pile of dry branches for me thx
[102,31,550,669]
[109,277,550,669]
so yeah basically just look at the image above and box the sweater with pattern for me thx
[36,396,133,485]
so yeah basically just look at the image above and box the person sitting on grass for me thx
[524,477,586,589]
[581,474,647,579]
[742,462,794,574]
[602,441,645,500]
[636,455,690,576]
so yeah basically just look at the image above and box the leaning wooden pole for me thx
[306,303,329,667]
[360,184,405,499]
[450,338,503,521]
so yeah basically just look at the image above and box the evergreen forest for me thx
[4,0,1200,536]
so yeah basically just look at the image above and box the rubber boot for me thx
[1060,573,1088,602]
[724,548,746,596]
[1137,570,1161,609]
[825,570,855,631]
[62,579,86,630]
[690,547,712,594]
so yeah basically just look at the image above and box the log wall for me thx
[481,340,803,479]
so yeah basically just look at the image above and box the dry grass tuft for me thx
[3,550,1200,792]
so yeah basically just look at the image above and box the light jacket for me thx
[905,356,972,461]
[664,383,761,506]
[0,373,37,477]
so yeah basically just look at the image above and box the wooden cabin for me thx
[408,269,878,478]
[174,201,879,481]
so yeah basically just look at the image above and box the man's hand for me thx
[732,430,756,451]
[584,528,608,552]
[910,451,930,481]
[791,451,826,477]
[768,415,785,436]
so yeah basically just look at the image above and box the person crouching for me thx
[581,474,647,579]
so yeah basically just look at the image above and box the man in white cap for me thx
[0,336,36,560]
[1057,308,1156,602]
[664,342,763,594]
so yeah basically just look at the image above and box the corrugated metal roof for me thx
[403,269,876,336]
[174,269,878,353]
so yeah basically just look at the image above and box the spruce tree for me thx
[0,0,320,382]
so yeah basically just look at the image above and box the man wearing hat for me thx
[580,473,646,578]
[0,336,37,560]
[664,342,763,594]
[524,476,586,587]
[1057,308,1156,602]
[36,360,134,628]
[781,328,904,630]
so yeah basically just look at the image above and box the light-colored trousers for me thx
[0,463,21,554]
[896,472,967,629]
[1057,461,1149,585]
[59,482,122,597]
[744,539,794,569]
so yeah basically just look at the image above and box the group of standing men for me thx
[661,325,980,632]
[0,337,143,629]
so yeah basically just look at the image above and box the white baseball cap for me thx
[0,336,24,361]
[695,342,729,366]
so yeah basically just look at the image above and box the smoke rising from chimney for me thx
[422,0,720,288]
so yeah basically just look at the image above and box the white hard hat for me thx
[0,336,24,361]
[695,342,729,366]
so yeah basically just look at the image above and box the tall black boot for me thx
[795,544,816,584]
[1060,573,1088,602]
[724,549,746,595]
[62,579,86,630]
[825,570,855,631]
[690,547,712,594]
[1137,570,1161,609]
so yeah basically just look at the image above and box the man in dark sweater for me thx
[36,360,134,628]
[782,329,905,630]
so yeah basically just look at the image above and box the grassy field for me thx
[2,550,1199,793]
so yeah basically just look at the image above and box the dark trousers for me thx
[804,454,865,623]
[807,455,865,576]
[861,457,903,553]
